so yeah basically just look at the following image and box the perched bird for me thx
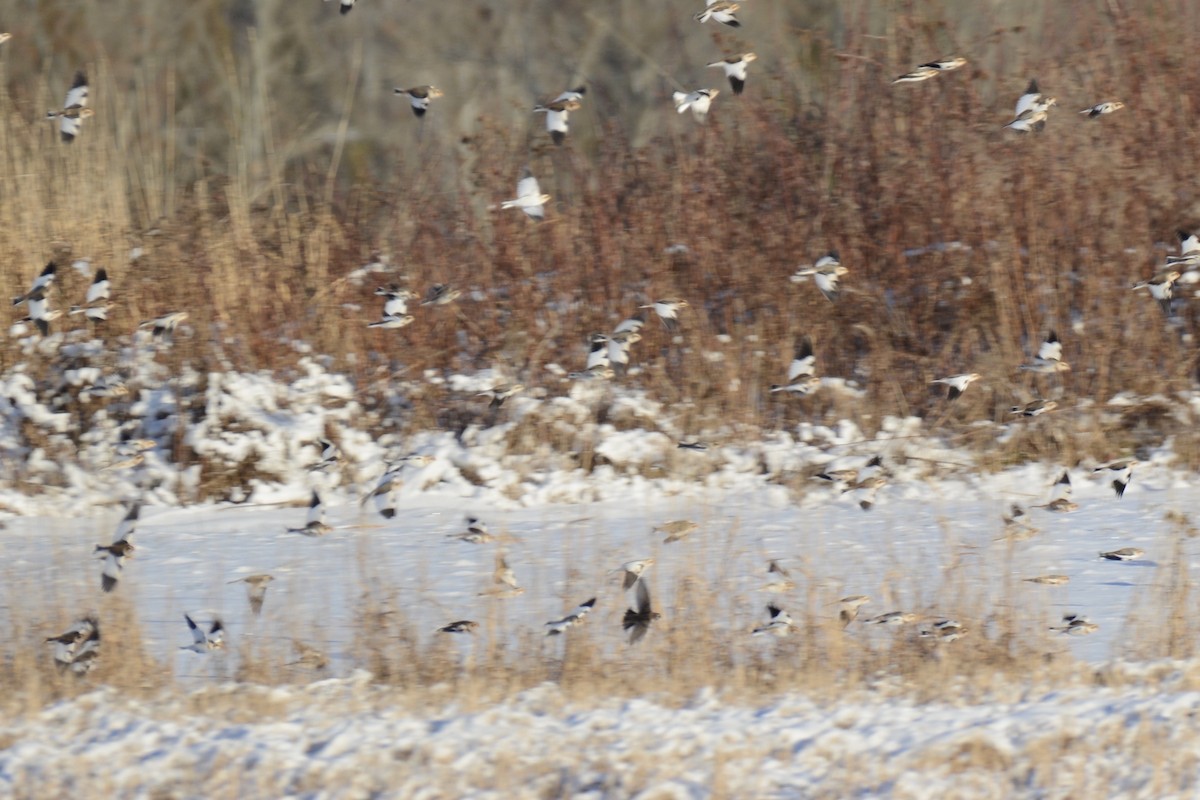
[770,336,818,395]
[1021,331,1070,373]
[863,611,918,626]
[48,71,91,142]
[46,617,101,674]
[228,574,275,616]
[492,552,519,589]
[1099,547,1144,561]
[393,85,443,118]
[762,559,795,593]
[546,598,596,635]
[181,614,224,653]
[918,618,966,642]
[532,98,582,146]
[1035,471,1077,513]
[375,286,418,318]
[613,558,655,590]
[791,252,848,302]
[656,519,697,544]
[421,284,461,306]
[13,261,57,307]
[1005,79,1056,132]
[839,595,871,627]
[622,578,661,644]
[694,1,740,27]
[95,503,139,593]
[287,491,331,536]
[500,169,550,222]
[477,383,524,409]
[1024,574,1069,586]
[68,268,112,322]
[752,605,795,637]
[672,88,720,120]
[1080,101,1124,118]
[438,620,478,634]
[1094,459,1138,499]
[639,299,688,331]
[448,516,494,544]
[931,373,982,401]
[892,57,968,84]
[1010,399,1058,417]
[1050,613,1097,636]
[1132,271,1180,315]
[139,311,188,340]
[325,0,354,13]
[707,53,757,95]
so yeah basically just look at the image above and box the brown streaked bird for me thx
[1024,574,1069,586]
[622,578,661,644]
[394,85,443,118]
[545,598,596,635]
[1034,471,1077,513]
[918,618,966,643]
[228,573,275,616]
[707,53,757,95]
[694,1,740,27]
[492,552,519,589]
[533,97,582,146]
[1099,547,1144,561]
[838,595,870,627]
[655,519,698,544]
[95,503,139,592]
[288,640,329,670]
[863,610,917,626]
[48,71,90,142]
[46,616,100,674]
[437,620,478,634]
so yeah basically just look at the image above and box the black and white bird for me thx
[1036,471,1078,513]
[707,53,757,95]
[228,573,275,616]
[586,333,611,372]
[892,57,968,84]
[1094,459,1138,499]
[437,620,478,634]
[46,617,101,674]
[1079,101,1124,118]
[448,516,495,544]
[1132,270,1180,315]
[500,169,550,221]
[287,491,331,536]
[792,252,848,302]
[68,267,112,322]
[95,503,139,593]
[622,578,661,644]
[374,286,418,317]
[613,558,655,590]
[13,261,56,307]
[533,97,582,146]
[639,299,688,331]
[672,88,720,120]
[1009,399,1058,417]
[139,311,188,341]
[1099,547,1144,561]
[607,330,641,374]
[545,598,596,635]
[182,614,224,653]
[1167,230,1200,269]
[752,604,795,637]
[694,1,740,27]
[421,284,462,306]
[368,314,414,329]
[24,286,61,336]
[770,336,818,395]
[931,373,982,401]
[48,71,91,142]
[1020,331,1070,374]
[478,383,524,409]
[1005,79,1056,132]
[393,85,443,118]
[325,0,355,13]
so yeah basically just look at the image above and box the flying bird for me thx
[68,268,112,322]
[761,559,795,593]
[1132,271,1179,315]
[437,620,479,634]
[545,598,596,635]
[287,491,331,536]
[1009,399,1058,417]
[613,558,655,590]
[394,85,443,118]
[139,311,188,340]
[639,299,688,331]
[1035,471,1077,513]
[1005,79,1056,132]
[375,286,418,317]
[752,605,795,637]
[477,383,524,409]
[182,614,224,653]
[1024,574,1069,586]
[1020,331,1070,374]
[1080,101,1124,118]
[46,617,101,674]
[1093,459,1137,499]
[672,88,720,120]
[892,56,968,84]
[694,1,740,27]
[448,516,495,544]
[707,53,757,95]
[325,0,355,13]
[931,373,982,401]
[533,98,582,146]
[492,552,519,589]
[228,573,275,616]
[770,336,818,395]
[656,519,698,544]
[421,284,462,306]
[48,71,91,142]
[95,503,139,592]
[622,578,661,644]
[839,595,871,627]
[13,261,57,307]
[1050,613,1097,635]
[500,169,551,222]
[791,252,848,302]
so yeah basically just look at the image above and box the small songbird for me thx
[492,552,519,589]
[1024,574,1069,586]
[639,299,688,331]
[1010,399,1058,417]
[838,595,870,627]
[606,330,641,374]
[672,88,720,120]
[762,559,795,593]
[918,618,966,643]
[375,286,418,318]
[287,491,331,536]
[694,1,740,27]
[13,261,57,307]
[1020,331,1070,374]
[1099,547,1144,561]
[46,617,101,674]
[181,614,224,652]
[95,503,139,593]
[931,373,982,401]
[367,314,414,329]
[1035,471,1077,513]
[533,97,582,146]
[1005,80,1056,132]
[448,516,495,544]
[228,573,275,616]
[545,598,596,635]
[752,604,795,637]
[1079,101,1124,118]
[770,336,818,395]
[1050,613,1097,635]
[613,558,655,590]
[707,53,757,95]
[139,311,188,340]
[24,287,61,336]
[500,169,550,222]
[437,620,478,634]
[393,85,443,118]
[892,56,968,84]
[655,519,698,544]
[421,284,462,306]
[325,0,355,14]
[622,578,661,644]
[48,71,91,142]
[1132,271,1180,315]
[791,252,848,302]
[477,383,524,409]
[1166,230,1200,268]
[1093,459,1138,499]
[68,268,112,322]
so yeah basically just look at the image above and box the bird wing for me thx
[185,614,206,645]
[636,578,652,616]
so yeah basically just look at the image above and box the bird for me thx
[622,578,661,644]
[367,314,414,329]
[839,595,871,627]
[815,455,883,487]
[1006,79,1057,132]
[770,336,818,395]
[181,614,224,653]
[568,364,615,381]
[500,169,550,222]
[287,491,331,536]
[46,617,101,674]
[1010,399,1058,417]
[707,53,757,95]
[844,475,886,511]
[639,299,688,331]
[228,574,275,616]
[999,504,1039,542]
[677,441,710,452]
[95,503,139,593]
[437,620,478,634]
[918,618,966,643]
[656,519,698,544]
[68,268,112,322]
[607,330,642,374]
[1080,101,1124,118]
[1035,471,1077,513]
[863,611,918,626]
[1094,459,1138,499]
[694,1,740,27]
[613,558,655,590]
[1167,230,1200,268]
[891,56,968,83]
[1132,270,1180,315]
[672,88,720,120]
[492,553,519,589]
[1099,547,1144,561]
[791,252,848,302]
[546,598,597,635]
[24,286,61,336]
[613,315,646,335]
[325,0,354,13]
[310,438,343,472]
[375,286,418,318]
[1024,575,1069,586]
[532,98,582,146]
[360,455,431,518]
[1050,613,1097,635]
[288,640,330,670]
[931,373,982,401]
[1021,331,1070,374]
[393,85,443,118]
[762,559,795,593]
[421,284,461,306]
[752,605,795,637]
[477,383,524,409]
[139,311,188,340]
[448,516,495,544]
[13,261,57,307]
[48,71,91,142]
